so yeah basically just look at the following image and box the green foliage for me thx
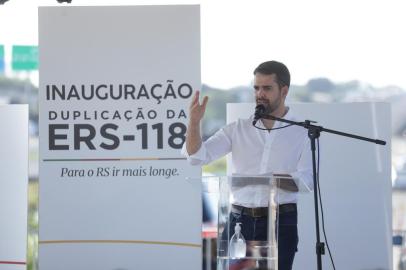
[201,84,254,137]
[27,180,38,270]
[0,75,36,91]
[0,75,39,121]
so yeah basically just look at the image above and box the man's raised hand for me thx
[189,91,209,124]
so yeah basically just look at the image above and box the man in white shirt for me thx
[182,60,313,270]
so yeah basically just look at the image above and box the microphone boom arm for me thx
[258,113,386,145]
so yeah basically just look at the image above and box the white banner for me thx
[227,102,391,270]
[39,6,202,270]
[0,105,28,270]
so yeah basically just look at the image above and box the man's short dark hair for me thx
[253,60,290,88]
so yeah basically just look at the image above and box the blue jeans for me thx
[222,208,298,270]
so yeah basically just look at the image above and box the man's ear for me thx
[281,85,289,98]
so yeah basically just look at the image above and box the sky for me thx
[1,0,406,89]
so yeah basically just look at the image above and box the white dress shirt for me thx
[181,109,313,206]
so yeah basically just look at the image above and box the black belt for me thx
[278,203,297,214]
[231,203,297,218]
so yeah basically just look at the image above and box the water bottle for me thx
[229,222,246,258]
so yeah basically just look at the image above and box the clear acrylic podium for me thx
[200,174,311,270]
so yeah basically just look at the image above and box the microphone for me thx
[252,104,266,126]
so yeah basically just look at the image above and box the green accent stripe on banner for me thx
[39,239,201,248]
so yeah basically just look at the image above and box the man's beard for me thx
[256,96,282,115]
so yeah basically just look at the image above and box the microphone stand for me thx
[258,113,386,270]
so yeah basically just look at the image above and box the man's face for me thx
[254,73,288,114]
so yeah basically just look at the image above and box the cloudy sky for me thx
[1,0,405,89]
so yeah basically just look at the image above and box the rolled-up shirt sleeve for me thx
[181,123,234,166]
[180,142,208,165]
[290,138,314,191]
